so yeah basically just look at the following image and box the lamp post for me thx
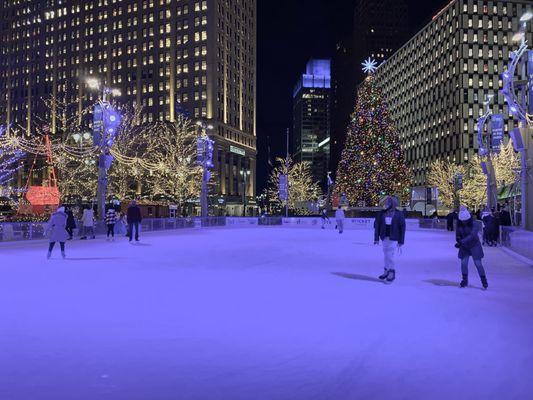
[501,12,533,230]
[86,77,121,221]
[240,169,250,216]
[196,120,214,219]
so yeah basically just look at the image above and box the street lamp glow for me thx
[86,77,100,89]
[520,11,533,22]
[111,88,121,97]
[207,124,214,130]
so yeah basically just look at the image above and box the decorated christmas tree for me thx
[335,60,411,206]
[0,127,24,186]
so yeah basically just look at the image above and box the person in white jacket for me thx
[335,206,345,234]
[80,205,96,240]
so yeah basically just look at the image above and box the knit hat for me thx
[458,206,471,221]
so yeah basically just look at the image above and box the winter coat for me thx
[66,210,76,229]
[127,205,142,224]
[335,209,345,220]
[82,208,95,227]
[456,220,484,260]
[374,210,406,245]
[46,211,69,243]
[105,209,117,225]
[499,210,512,226]
[482,214,498,240]
[446,212,457,224]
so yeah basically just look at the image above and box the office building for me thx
[0,0,256,215]
[292,59,331,187]
[375,0,533,186]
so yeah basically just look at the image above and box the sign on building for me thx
[491,114,504,153]
[279,174,288,201]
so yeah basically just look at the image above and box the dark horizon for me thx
[256,0,451,193]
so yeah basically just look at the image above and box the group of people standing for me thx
[45,200,143,259]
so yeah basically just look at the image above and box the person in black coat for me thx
[127,200,142,242]
[446,210,458,231]
[65,207,76,240]
[374,196,406,283]
[456,207,488,289]
[499,205,512,227]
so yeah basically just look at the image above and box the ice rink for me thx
[1,226,532,400]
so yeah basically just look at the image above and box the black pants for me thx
[49,242,65,252]
[128,222,139,241]
[107,224,115,237]
[66,227,73,238]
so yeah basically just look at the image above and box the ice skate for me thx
[378,269,389,280]
[480,276,488,290]
[61,251,66,259]
[47,251,51,259]
[386,269,396,283]
[459,274,468,288]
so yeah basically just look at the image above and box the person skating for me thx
[446,209,458,231]
[80,205,96,239]
[46,206,69,259]
[65,206,76,240]
[481,208,498,247]
[335,206,345,234]
[374,196,406,283]
[127,200,142,242]
[320,209,330,229]
[456,206,488,290]
[105,206,118,241]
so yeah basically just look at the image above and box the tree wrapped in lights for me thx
[335,74,411,206]
[427,159,466,209]
[462,142,521,208]
[266,157,321,213]
[0,127,24,187]
[108,114,203,205]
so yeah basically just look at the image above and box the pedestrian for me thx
[446,209,458,231]
[320,209,330,229]
[374,196,406,283]
[127,200,142,242]
[335,206,345,234]
[105,206,118,241]
[46,206,69,259]
[65,206,76,240]
[456,206,488,289]
[80,205,96,240]
[114,211,126,235]
[481,208,498,246]
[499,204,512,227]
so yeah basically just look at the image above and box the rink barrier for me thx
[0,217,225,242]
[501,227,533,263]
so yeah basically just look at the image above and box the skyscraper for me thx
[375,0,532,186]
[0,0,256,215]
[330,0,408,176]
[292,59,331,188]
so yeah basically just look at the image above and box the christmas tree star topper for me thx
[362,58,378,74]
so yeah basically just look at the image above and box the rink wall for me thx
[501,227,533,263]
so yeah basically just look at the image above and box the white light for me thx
[86,78,100,89]
[111,88,121,96]
[520,11,533,22]
[109,115,116,122]
[512,32,525,43]
[196,121,203,126]
[82,132,91,140]
[207,124,214,130]
[362,58,378,74]
[72,133,81,142]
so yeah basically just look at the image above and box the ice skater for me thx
[335,206,345,234]
[127,200,142,242]
[80,205,96,239]
[320,209,330,229]
[105,206,117,241]
[65,206,76,240]
[374,196,406,283]
[46,206,69,259]
[456,206,488,290]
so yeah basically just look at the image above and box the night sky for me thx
[256,0,450,192]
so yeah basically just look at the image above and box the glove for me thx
[454,243,461,249]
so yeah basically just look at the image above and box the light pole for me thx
[501,12,533,230]
[196,120,214,219]
[86,77,121,221]
[240,168,250,216]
